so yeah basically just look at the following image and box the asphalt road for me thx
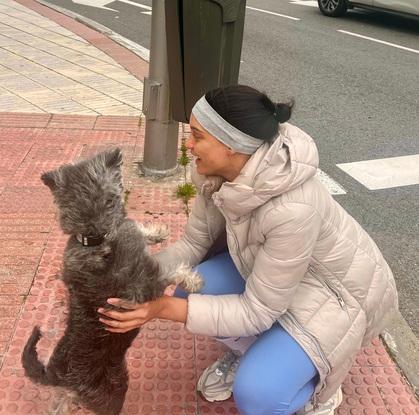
[40,0,419,336]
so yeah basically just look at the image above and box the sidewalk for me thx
[0,1,418,414]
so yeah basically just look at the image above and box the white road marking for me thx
[337,154,419,190]
[316,169,347,195]
[246,6,301,21]
[117,0,151,10]
[338,30,419,54]
[290,0,318,7]
[73,0,152,13]
[72,0,116,11]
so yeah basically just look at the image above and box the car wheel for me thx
[318,0,348,16]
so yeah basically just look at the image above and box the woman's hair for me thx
[205,85,293,144]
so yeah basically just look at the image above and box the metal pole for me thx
[142,0,179,176]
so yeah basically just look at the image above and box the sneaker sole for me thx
[198,390,233,403]
[196,376,233,402]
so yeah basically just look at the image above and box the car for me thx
[317,0,419,18]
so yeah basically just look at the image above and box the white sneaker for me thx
[297,386,343,415]
[196,350,240,402]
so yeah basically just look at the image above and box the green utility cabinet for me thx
[165,0,246,123]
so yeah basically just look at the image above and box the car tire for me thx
[318,0,348,16]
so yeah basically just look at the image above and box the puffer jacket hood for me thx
[213,123,319,218]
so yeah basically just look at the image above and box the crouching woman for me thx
[98,85,398,415]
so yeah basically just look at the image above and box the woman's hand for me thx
[98,296,188,333]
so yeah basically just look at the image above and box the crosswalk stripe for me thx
[337,154,419,190]
[246,6,301,21]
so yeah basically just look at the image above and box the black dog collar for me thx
[75,233,107,247]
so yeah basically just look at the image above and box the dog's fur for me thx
[21,148,202,415]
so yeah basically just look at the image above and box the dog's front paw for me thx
[172,263,204,293]
[181,270,204,293]
[137,222,170,244]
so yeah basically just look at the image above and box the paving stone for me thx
[94,115,141,131]
[0,1,145,116]
[0,112,50,127]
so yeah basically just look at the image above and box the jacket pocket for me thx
[308,266,349,315]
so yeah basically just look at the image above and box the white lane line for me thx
[337,154,419,190]
[246,6,301,21]
[117,0,151,10]
[316,169,347,195]
[72,0,117,11]
[290,0,318,7]
[72,0,152,13]
[338,30,419,54]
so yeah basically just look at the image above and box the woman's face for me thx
[186,115,233,178]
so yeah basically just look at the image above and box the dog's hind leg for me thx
[48,389,76,415]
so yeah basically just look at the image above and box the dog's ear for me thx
[41,170,60,190]
[104,148,123,169]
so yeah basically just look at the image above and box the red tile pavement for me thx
[0,114,418,414]
[94,116,142,131]
[46,115,97,130]
[0,113,51,129]
[0,113,142,131]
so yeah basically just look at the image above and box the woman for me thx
[98,85,398,415]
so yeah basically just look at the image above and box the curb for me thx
[26,0,419,401]
[382,310,419,397]
[36,0,150,63]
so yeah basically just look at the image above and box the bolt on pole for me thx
[142,0,179,177]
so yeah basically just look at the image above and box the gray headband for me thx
[192,96,272,155]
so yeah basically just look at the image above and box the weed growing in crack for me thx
[176,137,196,216]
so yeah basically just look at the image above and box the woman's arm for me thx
[154,192,225,270]
[185,203,322,337]
[98,296,188,333]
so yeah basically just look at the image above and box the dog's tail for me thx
[21,326,50,385]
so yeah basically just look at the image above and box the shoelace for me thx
[214,351,240,377]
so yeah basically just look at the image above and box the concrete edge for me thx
[36,0,150,62]
[381,310,419,397]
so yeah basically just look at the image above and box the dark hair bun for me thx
[260,94,276,113]
[260,94,293,124]
[274,101,294,123]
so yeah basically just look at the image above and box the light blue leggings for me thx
[175,252,319,415]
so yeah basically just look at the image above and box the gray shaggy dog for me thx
[21,148,202,415]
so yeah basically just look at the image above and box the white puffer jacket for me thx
[155,123,398,403]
